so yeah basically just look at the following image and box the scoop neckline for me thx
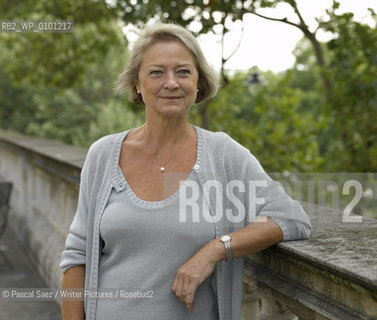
[114,125,203,210]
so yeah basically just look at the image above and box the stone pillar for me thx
[241,282,260,320]
[258,296,297,320]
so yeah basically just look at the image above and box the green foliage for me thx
[111,0,243,34]
[203,71,324,172]
[83,100,143,148]
[0,0,121,88]
[319,9,377,171]
[0,0,144,146]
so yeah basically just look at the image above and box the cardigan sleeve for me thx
[59,152,91,273]
[242,150,312,241]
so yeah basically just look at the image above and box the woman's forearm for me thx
[61,265,86,320]
[172,216,283,311]
[206,217,284,263]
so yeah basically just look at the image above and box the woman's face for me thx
[136,40,199,118]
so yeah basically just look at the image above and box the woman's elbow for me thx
[297,222,312,240]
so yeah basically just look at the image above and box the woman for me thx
[60,23,311,320]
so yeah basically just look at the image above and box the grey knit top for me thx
[95,168,218,319]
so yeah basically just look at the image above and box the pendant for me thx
[160,167,165,173]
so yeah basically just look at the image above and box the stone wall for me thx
[0,130,87,290]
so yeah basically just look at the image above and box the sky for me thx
[196,0,377,73]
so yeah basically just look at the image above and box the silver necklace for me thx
[143,126,190,173]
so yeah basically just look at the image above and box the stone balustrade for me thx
[0,130,376,319]
[0,130,87,290]
[244,202,377,319]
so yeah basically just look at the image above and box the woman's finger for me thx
[172,272,185,302]
[184,279,198,312]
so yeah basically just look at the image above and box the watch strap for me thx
[220,235,232,262]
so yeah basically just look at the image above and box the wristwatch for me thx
[220,235,232,262]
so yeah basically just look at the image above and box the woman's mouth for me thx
[161,96,181,100]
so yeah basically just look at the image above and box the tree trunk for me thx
[198,99,211,129]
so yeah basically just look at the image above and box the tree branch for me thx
[249,11,304,32]
[220,15,227,85]
[289,0,308,30]
[223,15,245,62]
[249,3,332,92]
[314,24,321,36]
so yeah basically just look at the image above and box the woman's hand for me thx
[171,217,284,312]
[171,239,224,312]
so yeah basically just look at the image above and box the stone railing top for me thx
[0,129,88,169]
[275,203,377,291]
[245,204,377,319]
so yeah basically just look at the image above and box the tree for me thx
[286,9,377,171]
[320,9,377,171]
[0,0,144,146]
[191,70,324,172]
[0,0,122,88]
[111,0,336,90]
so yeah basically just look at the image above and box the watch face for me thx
[221,235,231,242]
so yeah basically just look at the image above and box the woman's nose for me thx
[164,72,179,90]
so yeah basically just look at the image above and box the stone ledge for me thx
[245,203,377,319]
[0,130,87,170]
[278,204,377,290]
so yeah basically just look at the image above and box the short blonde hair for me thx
[116,23,219,105]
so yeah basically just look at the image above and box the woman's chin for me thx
[152,105,191,118]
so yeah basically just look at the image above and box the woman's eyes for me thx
[178,69,191,75]
[149,69,191,76]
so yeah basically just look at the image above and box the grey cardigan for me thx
[60,126,311,320]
